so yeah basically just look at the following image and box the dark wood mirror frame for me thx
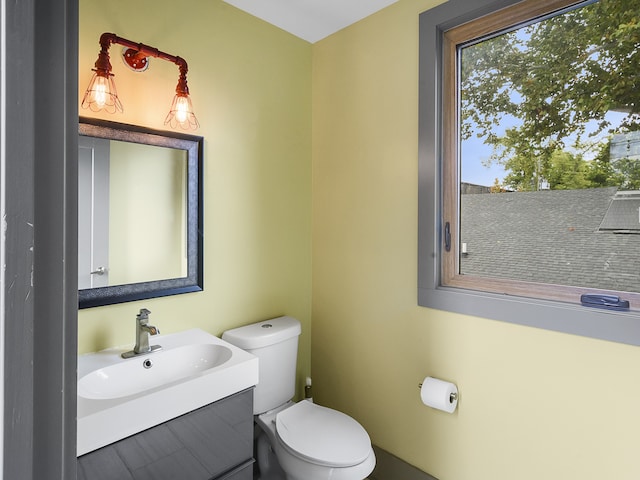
[78,117,203,308]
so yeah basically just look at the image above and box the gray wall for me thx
[2,0,78,478]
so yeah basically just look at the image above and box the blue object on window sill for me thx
[580,294,630,311]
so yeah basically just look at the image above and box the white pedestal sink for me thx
[77,328,259,456]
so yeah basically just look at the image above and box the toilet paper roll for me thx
[420,377,458,413]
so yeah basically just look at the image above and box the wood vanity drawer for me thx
[78,388,254,480]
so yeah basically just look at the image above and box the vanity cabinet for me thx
[78,388,254,480]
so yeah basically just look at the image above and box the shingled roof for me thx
[460,187,640,293]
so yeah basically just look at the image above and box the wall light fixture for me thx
[82,33,199,130]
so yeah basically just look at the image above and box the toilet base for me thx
[256,428,287,480]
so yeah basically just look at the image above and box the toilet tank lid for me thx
[222,316,301,350]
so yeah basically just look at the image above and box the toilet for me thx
[222,316,376,480]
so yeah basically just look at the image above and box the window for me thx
[418,0,640,345]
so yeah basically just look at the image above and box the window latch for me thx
[580,294,629,311]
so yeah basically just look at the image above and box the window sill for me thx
[418,284,640,346]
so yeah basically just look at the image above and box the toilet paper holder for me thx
[418,382,458,403]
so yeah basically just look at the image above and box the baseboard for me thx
[369,445,438,480]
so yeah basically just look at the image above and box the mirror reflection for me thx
[78,118,203,308]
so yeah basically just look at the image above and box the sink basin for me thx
[77,329,258,457]
[79,344,233,400]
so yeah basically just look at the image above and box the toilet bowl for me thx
[222,316,376,480]
[256,400,375,480]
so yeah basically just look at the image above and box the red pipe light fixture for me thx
[82,33,199,130]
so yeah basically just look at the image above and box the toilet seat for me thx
[275,401,371,468]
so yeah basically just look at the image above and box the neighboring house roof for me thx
[598,191,640,232]
[460,187,640,293]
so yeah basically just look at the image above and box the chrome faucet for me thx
[121,308,162,358]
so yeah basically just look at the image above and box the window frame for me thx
[418,0,640,346]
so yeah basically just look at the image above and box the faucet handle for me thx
[136,308,151,322]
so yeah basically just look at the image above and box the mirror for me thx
[78,117,203,308]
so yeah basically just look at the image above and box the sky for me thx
[461,134,506,187]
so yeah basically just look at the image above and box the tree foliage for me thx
[461,0,640,191]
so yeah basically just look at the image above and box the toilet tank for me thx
[222,316,301,415]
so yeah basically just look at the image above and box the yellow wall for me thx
[312,1,640,479]
[78,0,312,396]
[78,0,640,478]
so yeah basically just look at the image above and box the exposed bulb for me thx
[174,95,190,124]
[165,93,199,130]
[92,75,109,108]
[81,70,123,114]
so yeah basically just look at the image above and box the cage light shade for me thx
[81,71,123,113]
[165,93,199,130]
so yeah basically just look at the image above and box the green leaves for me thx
[461,0,640,191]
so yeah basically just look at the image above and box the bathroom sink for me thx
[79,343,233,400]
[77,329,258,456]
